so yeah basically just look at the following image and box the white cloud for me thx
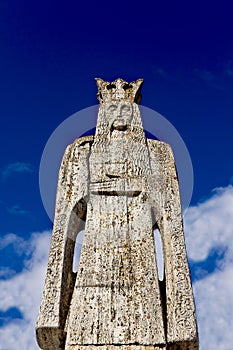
[194,68,216,83]
[0,185,233,350]
[6,205,29,216]
[0,233,32,257]
[193,265,233,350]
[1,162,33,180]
[0,231,50,350]
[184,185,233,350]
[0,267,16,279]
[184,185,233,263]
[193,64,233,89]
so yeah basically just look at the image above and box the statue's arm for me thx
[148,139,198,349]
[36,136,93,350]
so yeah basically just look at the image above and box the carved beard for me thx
[90,103,152,182]
[93,103,146,146]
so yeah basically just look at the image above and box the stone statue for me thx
[36,78,198,350]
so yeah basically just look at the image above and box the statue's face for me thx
[105,102,133,130]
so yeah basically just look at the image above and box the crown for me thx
[95,78,144,104]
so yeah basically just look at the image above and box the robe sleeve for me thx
[147,139,198,350]
[36,136,93,350]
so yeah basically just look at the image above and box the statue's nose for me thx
[116,106,122,117]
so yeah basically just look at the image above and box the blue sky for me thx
[0,1,233,349]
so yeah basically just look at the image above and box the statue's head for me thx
[94,78,145,137]
[91,78,151,178]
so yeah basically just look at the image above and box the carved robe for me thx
[36,102,198,350]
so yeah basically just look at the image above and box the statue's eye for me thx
[108,105,117,113]
[121,105,131,113]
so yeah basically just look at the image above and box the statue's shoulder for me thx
[64,135,94,153]
[147,138,173,153]
[72,135,94,147]
[147,139,175,165]
[62,136,94,161]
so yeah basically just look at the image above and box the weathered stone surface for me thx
[36,78,198,350]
